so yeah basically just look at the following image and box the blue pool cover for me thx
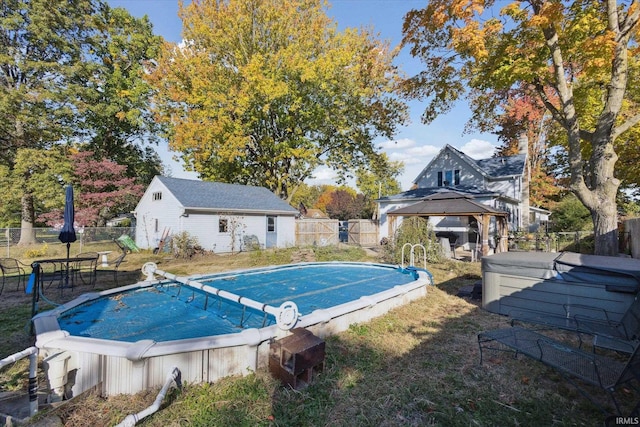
[58,263,420,342]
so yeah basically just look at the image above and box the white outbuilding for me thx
[133,176,298,253]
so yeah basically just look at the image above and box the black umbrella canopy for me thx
[59,184,77,244]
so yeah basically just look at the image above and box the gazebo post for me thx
[388,216,396,241]
[498,217,509,253]
[480,215,492,256]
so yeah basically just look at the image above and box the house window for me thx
[438,170,460,186]
[219,219,228,233]
[267,216,276,232]
[444,170,453,185]
[152,191,162,201]
[154,218,159,233]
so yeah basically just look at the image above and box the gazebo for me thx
[386,192,509,257]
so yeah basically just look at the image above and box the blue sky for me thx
[107,0,499,190]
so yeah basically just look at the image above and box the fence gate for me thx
[295,219,338,246]
[347,220,379,246]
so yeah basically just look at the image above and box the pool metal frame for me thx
[33,261,431,399]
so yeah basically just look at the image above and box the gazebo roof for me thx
[387,192,507,217]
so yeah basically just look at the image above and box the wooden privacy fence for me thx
[347,219,379,246]
[295,219,379,247]
[626,217,640,259]
[295,219,338,246]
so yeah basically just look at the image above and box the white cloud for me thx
[459,139,497,159]
[378,138,416,150]
[378,143,440,189]
[311,166,337,181]
[406,144,441,157]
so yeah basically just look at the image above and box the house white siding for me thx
[134,176,298,253]
[166,213,295,253]
[378,199,413,240]
[274,216,296,248]
[135,179,184,250]
[182,213,216,251]
[486,177,520,202]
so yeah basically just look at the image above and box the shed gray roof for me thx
[157,176,298,214]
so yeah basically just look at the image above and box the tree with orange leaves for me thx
[402,0,640,256]
[493,89,560,208]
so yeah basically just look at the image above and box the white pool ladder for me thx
[401,243,427,271]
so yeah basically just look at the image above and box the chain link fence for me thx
[506,230,632,255]
[1,227,136,259]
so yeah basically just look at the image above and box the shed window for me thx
[219,219,228,233]
[152,191,162,201]
[267,216,276,232]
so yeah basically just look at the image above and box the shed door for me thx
[266,215,277,248]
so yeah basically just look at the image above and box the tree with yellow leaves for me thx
[147,0,407,202]
[402,0,640,256]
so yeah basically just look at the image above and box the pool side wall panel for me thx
[103,351,206,396]
[78,286,424,396]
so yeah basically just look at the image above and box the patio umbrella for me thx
[59,184,77,287]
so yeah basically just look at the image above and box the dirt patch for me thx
[290,248,316,263]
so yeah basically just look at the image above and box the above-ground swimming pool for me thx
[34,261,432,399]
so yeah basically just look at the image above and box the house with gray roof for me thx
[133,176,298,253]
[377,143,550,252]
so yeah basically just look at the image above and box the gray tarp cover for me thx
[482,251,640,293]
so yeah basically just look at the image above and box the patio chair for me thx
[509,293,640,353]
[35,260,65,295]
[0,258,28,294]
[111,238,129,284]
[478,326,640,415]
[73,252,98,287]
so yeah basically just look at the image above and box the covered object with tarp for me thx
[482,251,640,321]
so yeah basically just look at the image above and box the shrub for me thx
[381,217,442,265]
[171,231,200,259]
[24,243,48,258]
[549,193,592,232]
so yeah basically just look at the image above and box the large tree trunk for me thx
[572,141,620,256]
[591,193,619,256]
[17,192,37,246]
[573,139,620,256]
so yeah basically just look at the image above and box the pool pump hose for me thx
[115,366,182,427]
